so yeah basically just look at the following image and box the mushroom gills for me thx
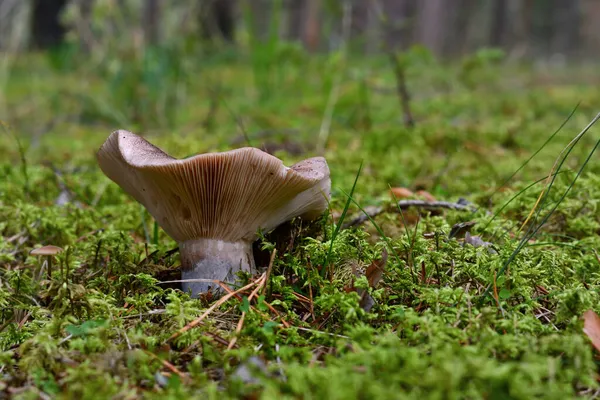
[179,239,255,296]
[97,130,331,298]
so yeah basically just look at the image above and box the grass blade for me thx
[324,161,363,274]
[479,112,600,304]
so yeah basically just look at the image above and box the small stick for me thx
[342,207,384,229]
[217,281,244,301]
[228,275,267,350]
[144,350,189,382]
[308,279,315,322]
[342,200,474,229]
[493,271,499,304]
[592,249,600,266]
[262,248,277,296]
[397,200,474,211]
[292,291,311,303]
[296,326,349,339]
[167,275,264,342]
[217,276,291,329]
[492,271,505,317]
[260,300,291,329]
[158,278,221,285]
[389,53,414,128]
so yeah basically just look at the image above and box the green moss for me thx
[1,46,600,398]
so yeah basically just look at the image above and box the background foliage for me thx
[1,1,600,399]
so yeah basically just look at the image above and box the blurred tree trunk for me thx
[200,0,236,42]
[551,0,580,57]
[247,0,271,41]
[143,0,161,46]
[349,0,368,49]
[31,0,67,49]
[363,1,382,54]
[214,0,236,41]
[382,0,417,51]
[416,0,446,57]
[507,0,533,59]
[580,0,600,59]
[286,0,305,41]
[444,0,477,56]
[0,0,30,51]
[75,0,95,52]
[530,0,554,58]
[489,0,507,48]
[303,0,320,51]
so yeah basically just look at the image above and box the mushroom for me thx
[97,130,331,297]
[30,245,63,279]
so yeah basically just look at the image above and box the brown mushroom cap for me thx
[97,130,331,243]
[30,245,63,256]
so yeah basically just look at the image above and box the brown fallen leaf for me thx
[365,248,388,288]
[583,310,600,352]
[390,187,414,199]
[358,249,389,312]
[416,190,436,202]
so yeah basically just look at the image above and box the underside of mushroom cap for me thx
[97,130,331,243]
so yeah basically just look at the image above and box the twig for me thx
[308,278,315,322]
[292,291,312,303]
[216,278,290,328]
[492,271,505,317]
[167,275,264,342]
[123,330,132,350]
[216,281,245,301]
[202,84,220,132]
[389,53,414,127]
[227,274,267,349]
[121,309,166,319]
[397,200,474,211]
[342,206,384,229]
[260,300,291,329]
[143,350,189,382]
[58,334,73,346]
[342,200,474,229]
[158,278,221,285]
[296,326,349,339]
[262,248,277,296]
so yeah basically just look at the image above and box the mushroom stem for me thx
[47,256,52,279]
[179,239,256,297]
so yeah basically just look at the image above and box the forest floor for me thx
[1,50,600,399]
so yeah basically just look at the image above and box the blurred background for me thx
[3,0,600,60]
[1,0,599,199]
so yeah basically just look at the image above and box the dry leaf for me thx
[358,249,389,312]
[449,221,477,239]
[583,310,600,352]
[365,248,388,288]
[464,232,497,254]
[390,187,414,199]
[343,251,389,312]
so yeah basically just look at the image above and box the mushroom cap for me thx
[97,130,331,243]
[30,245,63,256]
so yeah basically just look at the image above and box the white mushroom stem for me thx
[179,239,256,296]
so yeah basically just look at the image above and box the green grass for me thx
[1,46,600,399]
